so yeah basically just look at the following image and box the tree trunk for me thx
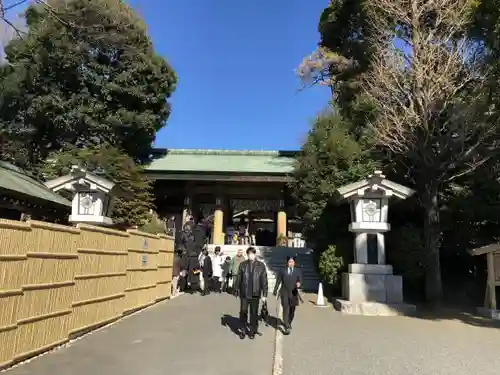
[421,181,443,307]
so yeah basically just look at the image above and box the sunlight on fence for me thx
[0,219,174,369]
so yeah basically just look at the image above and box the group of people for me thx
[198,246,248,295]
[171,218,247,296]
[170,218,303,340]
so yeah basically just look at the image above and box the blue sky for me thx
[4,0,332,150]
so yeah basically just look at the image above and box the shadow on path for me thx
[264,314,283,333]
[321,291,500,330]
[415,307,500,329]
[221,313,283,336]
[221,315,241,336]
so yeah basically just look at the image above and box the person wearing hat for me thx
[233,246,268,339]
[273,255,303,335]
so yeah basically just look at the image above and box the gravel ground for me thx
[4,293,279,375]
[282,295,500,375]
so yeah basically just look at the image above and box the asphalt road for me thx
[5,293,500,375]
[4,293,279,375]
[282,295,500,375]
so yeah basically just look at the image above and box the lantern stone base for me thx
[341,268,404,303]
[348,263,393,275]
[69,214,113,226]
[334,299,416,316]
[476,307,500,320]
[334,265,416,316]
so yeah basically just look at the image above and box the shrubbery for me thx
[318,244,344,288]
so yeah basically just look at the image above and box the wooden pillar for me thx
[487,252,497,310]
[212,196,224,245]
[276,199,287,246]
[181,195,192,227]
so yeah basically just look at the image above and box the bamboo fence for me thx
[0,219,174,369]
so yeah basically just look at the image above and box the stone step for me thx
[207,245,320,292]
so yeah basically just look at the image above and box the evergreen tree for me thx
[0,0,177,169]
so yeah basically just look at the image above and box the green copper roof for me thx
[0,161,72,208]
[147,149,296,174]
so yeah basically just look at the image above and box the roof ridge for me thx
[167,149,282,156]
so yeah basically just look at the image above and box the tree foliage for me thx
[290,109,379,253]
[40,146,154,228]
[296,0,500,306]
[297,0,376,133]
[360,0,500,305]
[0,0,177,169]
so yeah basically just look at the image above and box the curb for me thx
[271,303,284,375]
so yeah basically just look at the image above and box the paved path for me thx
[282,295,500,375]
[4,293,279,375]
[5,293,500,375]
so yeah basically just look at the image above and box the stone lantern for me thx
[45,165,128,226]
[334,170,416,315]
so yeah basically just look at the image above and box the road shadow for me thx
[414,307,500,329]
[221,313,284,335]
[221,314,242,336]
[263,314,284,333]
[324,294,500,329]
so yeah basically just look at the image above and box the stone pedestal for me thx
[335,263,416,316]
[334,300,416,316]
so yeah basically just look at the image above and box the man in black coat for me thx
[180,222,201,292]
[234,247,268,339]
[193,216,208,255]
[273,256,302,335]
[200,250,213,296]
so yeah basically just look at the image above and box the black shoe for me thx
[284,326,291,335]
[238,330,245,339]
[248,332,255,339]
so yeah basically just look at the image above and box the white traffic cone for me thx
[315,282,328,307]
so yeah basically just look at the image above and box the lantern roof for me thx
[44,166,129,198]
[337,171,415,200]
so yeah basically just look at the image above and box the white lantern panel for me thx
[78,192,97,215]
[361,199,381,222]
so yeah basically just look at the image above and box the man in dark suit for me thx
[193,216,208,255]
[273,255,302,335]
[234,247,268,339]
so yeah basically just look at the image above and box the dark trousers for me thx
[239,297,259,333]
[179,276,187,292]
[203,276,211,293]
[212,277,221,292]
[282,297,296,328]
[222,275,231,292]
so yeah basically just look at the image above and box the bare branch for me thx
[0,0,29,35]
[362,0,499,179]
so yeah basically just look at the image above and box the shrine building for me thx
[146,149,304,247]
